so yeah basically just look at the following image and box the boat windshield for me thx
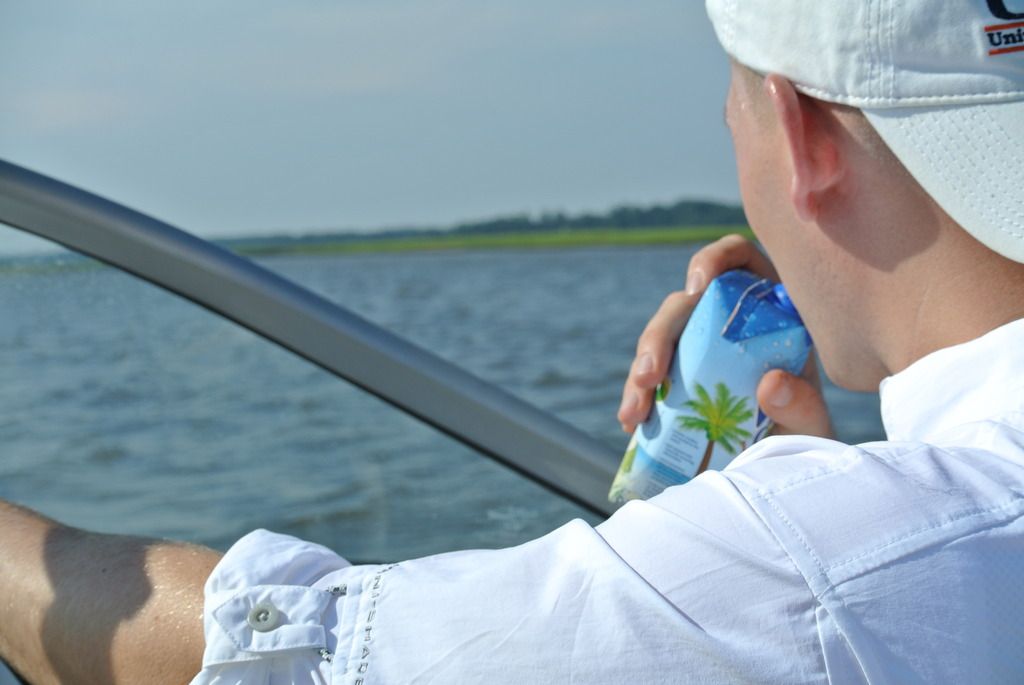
[0,222,604,562]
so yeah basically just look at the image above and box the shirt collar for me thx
[879,318,1024,443]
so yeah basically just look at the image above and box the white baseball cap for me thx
[706,0,1024,263]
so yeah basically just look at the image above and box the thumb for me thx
[756,369,834,439]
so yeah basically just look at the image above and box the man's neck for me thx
[887,230,1024,376]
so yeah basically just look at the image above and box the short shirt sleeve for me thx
[189,529,361,684]
[190,449,843,684]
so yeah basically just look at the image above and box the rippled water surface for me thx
[0,243,884,561]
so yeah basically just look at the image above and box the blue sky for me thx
[0,1,738,251]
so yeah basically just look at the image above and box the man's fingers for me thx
[618,290,700,432]
[620,233,779,434]
[686,234,779,295]
[757,369,834,438]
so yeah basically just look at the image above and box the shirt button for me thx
[247,601,281,632]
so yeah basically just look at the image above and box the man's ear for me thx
[764,74,844,222]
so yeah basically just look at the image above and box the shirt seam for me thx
[343,564,397,685]
[752,448,1024,575]
[753,444,927,497]
[825,497,1024,573]
[733,479,866,682]
[750,438,1023,498]
[751,490,831,587]
[796,83,1024,105]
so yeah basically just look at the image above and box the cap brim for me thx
[863,99,1024,263]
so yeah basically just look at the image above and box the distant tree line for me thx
[220,198,747,251]
[448,200,745,235]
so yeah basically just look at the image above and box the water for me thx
[0,243,884,562]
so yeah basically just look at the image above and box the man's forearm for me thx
[0,500,221,685]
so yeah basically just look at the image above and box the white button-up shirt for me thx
[191,319,1024,684]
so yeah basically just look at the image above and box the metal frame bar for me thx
[0,159,620,517]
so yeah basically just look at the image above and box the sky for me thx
[0,1,738,252]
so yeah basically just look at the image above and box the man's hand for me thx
[617,234,833,439]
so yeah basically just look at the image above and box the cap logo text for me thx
[986,20,1024,55]
[986,1,1024,55]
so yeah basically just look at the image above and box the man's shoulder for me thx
[711,433,1024,593]
[605,431,1024,683]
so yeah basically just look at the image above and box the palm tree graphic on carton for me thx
[679,382,754,474]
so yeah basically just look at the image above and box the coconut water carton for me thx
[609,270,812,504]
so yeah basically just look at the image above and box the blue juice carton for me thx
[609,270,812,503]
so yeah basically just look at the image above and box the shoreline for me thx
[234,225,754,257]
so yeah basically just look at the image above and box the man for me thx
[3,0,1023,682]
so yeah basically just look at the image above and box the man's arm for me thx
[0,500,220,685]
